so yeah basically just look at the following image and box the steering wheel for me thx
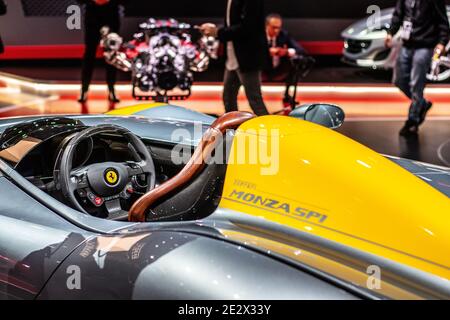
[56,125,156,220]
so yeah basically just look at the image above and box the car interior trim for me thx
[0,158,138,234]
[129,111,256,222]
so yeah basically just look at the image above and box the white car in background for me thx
[341,7,450,82]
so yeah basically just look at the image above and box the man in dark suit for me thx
[0,0,7,54]
[200,0,269,116]
[263,13,308,107]
[77,0,126,103]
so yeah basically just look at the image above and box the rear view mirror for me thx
[289,103,345,129]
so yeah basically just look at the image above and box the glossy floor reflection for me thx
[338,120,450,167]
[0,73,449,167]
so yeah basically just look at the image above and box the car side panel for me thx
[0,176,92,300]
[386,156,450,197]
[219,116,450,279]
[38,231,358,300]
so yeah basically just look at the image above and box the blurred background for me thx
[0,0,449,166]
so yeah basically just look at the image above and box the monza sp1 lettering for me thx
[229,189,328,224]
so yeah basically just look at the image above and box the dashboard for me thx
[10,130,190,217]
[17,131,187,184]
[0,117,203,218]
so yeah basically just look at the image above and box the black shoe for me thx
[419,101,433,125]
[78,91,88,103]
[399,120,419,136]
[108,91,120,103]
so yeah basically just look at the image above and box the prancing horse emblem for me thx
[104,169,119,185]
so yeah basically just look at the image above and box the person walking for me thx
[386,0,450,136]
[200,0,270,116]
[77,0,127,103]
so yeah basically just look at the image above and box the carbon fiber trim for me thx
[20,0,438,19]
[21,0,77,17]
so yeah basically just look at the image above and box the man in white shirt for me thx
[200,0,269,116]
[263,13,309,108]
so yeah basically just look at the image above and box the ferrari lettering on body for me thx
[228,189,328,223]
[239,191,291,213]
[294,207,328,223]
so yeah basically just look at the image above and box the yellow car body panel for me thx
[106,103,166,116]
[219,115,450,279]
[219,229,422,299]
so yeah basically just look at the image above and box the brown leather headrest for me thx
[129,111,256,222]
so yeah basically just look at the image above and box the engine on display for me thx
[429,43,450,82]
[101,18,218,101]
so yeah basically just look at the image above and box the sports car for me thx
[0,103,449,300]
[341,6,450,82]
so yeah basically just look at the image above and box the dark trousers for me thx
[393,47,433,123]
[81,20,120,93]
[223,69,269,116]
[263,59,296,99]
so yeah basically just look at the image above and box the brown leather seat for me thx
[129,111,256,222]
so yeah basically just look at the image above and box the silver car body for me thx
[341,7,450,81]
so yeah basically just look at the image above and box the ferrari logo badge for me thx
[104,169,119,185]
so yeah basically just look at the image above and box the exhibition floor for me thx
[0,56,393,84]
[0,72,449,166]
